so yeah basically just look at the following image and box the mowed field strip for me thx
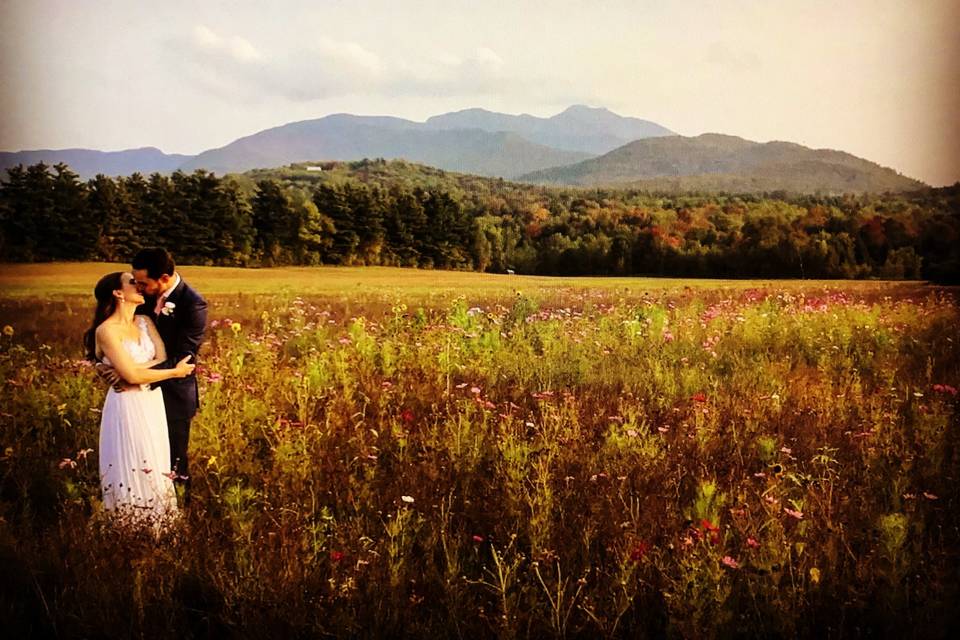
[0,262,930,299]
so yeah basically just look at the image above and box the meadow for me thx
[0,264,958,638]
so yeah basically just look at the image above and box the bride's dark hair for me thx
[83,272,124,361]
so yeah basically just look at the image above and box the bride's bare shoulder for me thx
[95,321,121,344]
[95,320,117,335]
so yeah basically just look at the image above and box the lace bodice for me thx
[101,316,156,366]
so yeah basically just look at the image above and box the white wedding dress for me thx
[99,315,178,528]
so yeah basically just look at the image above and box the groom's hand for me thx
[94,363,128,392]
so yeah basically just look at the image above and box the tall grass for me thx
[1,280,957,637]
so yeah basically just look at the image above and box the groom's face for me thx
[132,269,170,297]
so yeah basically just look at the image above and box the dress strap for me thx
[135,315,150,337]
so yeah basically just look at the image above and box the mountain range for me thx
[0,147,192,180]
[178,115,594,177]
[0,106,925,193]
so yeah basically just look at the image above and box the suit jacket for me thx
[137,278,208,421]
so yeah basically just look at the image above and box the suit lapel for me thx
[156,280,185,325]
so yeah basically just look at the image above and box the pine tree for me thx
[0,164,43,260]
[383,187,419,266]
[146,173,179,249]
[252,179,295,264]
[89,174,142,261]
[216,177,255,265]
[314,183,357,264]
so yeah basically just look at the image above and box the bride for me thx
[83,272,195,529]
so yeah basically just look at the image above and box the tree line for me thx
[1,160,957,282]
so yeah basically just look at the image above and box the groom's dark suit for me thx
[139,277,207,501]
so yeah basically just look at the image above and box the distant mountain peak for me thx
[694,133,751,143]
[425,105,673,155]
[444,107,497,116]
[558,104,612,115]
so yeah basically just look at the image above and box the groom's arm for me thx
[176,295,208,361]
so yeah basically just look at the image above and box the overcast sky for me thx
[2,0,958,185]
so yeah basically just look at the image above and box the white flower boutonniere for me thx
[161,301,176,317]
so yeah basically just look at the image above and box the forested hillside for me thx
[1,159,957,282]
[519,134,925,194]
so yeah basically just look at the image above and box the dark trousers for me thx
[167,417,192,504]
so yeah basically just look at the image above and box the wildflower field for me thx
[1,264,958,638]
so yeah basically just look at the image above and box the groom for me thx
[131,247,208,503]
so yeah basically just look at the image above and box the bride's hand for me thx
[175,355,196,378]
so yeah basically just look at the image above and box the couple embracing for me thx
[83,248,207,529]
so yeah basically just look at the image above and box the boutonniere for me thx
[161,301,176,317]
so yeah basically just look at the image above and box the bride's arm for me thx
[97,325,194,385]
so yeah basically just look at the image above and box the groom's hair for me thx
[132,248,176,279]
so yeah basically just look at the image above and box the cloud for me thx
[388,46,509,96]
[191,25,262,63]
[313,37,383,76]
[171,26,538,104]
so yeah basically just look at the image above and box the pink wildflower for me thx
[722,556,740,569]
[629,541,650,562]
[784,508,804,520]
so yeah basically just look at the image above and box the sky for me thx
[2,0,958,185]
